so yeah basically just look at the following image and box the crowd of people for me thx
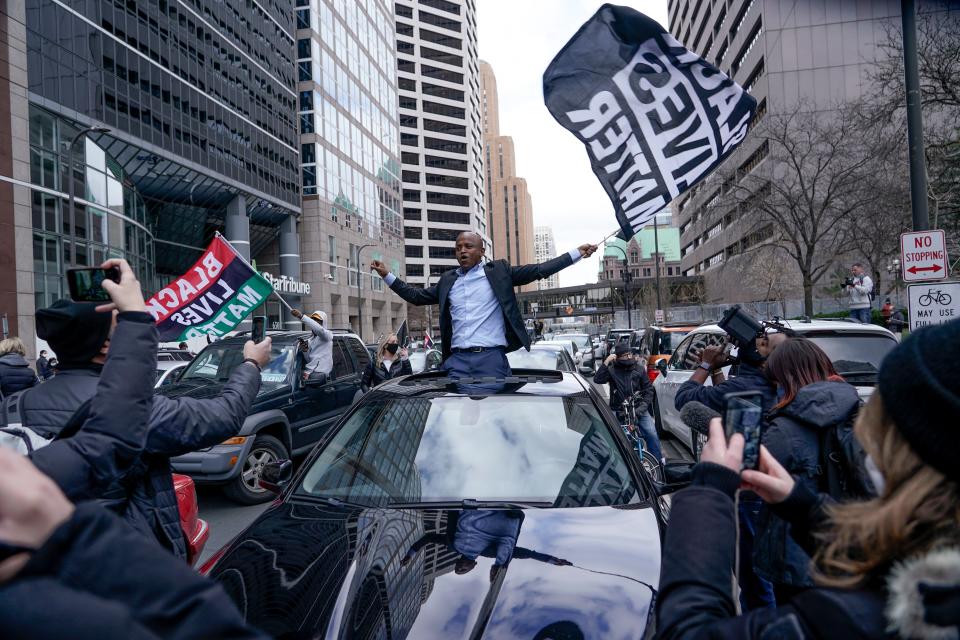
[0,229,957,638]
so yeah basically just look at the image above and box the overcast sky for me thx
[477,1,670,287]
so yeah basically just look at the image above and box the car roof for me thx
[690,319,897,337]
[209,330,363,346]
[372,370,591,398]
[527,343,566,351]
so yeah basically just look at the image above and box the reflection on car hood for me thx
[208,502,660,639]
[154,379,229,399]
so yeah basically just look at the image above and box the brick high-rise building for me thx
[668,0,903,302]
[479,60,536,291]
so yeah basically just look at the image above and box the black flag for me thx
[544,4,757,239]
[396,319,409,348]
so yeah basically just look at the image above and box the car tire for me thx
[223,434,288,505]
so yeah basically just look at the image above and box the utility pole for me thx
[901,0,929,231]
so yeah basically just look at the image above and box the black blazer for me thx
[388,253,575,360]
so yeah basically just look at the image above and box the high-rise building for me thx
[394,0,488,292]
[668,0,902,301]
[534,226,559,290]
[479,60,535,290]
[293,0,406,340]
[2,0,301,349]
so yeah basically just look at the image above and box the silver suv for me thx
[652,319,899,453]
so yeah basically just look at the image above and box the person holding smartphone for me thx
[754,338,859,604]
[656,320,960,639]
[362,333,412,388]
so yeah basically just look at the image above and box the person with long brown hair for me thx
[753,337,861,603]
[656,321,960,639]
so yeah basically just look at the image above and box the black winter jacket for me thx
[362,356,412,388]
[754,381,860,586]
[21,345,261,559]
[0,353,39,397]
[0,502,269,640]
[657,463,889,639]
[674,361,777,414]
[593,361,654,415]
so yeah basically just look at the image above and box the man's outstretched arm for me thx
[510,244,597,286]
[371,260,440,306]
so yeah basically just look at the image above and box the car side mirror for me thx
[653,460,695,495]
[259,459,294,494]
[656,359,669,377]
[578,365,594,375]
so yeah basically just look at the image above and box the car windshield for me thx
[806,334,897,382]
[298,395,642,508]
[179,343,295,392]
[661,331,690,353]
[507,349,563,370]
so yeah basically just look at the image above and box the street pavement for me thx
[196,487,270,566]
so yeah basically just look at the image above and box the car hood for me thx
[155,379,231,399]
[207,502,661,639]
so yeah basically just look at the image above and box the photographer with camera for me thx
[845,263,874,324]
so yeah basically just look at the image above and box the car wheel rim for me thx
[241,447,277,493]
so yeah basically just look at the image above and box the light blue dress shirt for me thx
[384,249,582,348]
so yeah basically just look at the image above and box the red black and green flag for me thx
[145,234,274,341]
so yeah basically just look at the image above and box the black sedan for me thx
[201,370,682,639]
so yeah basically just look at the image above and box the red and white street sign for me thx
[900,230,948,283]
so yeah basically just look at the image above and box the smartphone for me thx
[723,391,765,470]
[251,316,267,343]
[66,267,121,302]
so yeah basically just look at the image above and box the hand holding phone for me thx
[723,391,764,471]
[67,267,121,302]
[251,316,266,344]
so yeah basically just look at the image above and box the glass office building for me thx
[1,0,302,345]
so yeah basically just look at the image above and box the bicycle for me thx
[918,289,952,307]
[619,396,663,483]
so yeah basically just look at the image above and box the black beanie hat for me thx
[36,300,114,368]
[614,341,632,357]
[877,319,960,482]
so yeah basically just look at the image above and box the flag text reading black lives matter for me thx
[544,4,756,239]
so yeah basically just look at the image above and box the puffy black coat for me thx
[362,356,412,388]
[593,361,654,415]
[658,463,888,639]
[0,353,38,397]
[674,361,777,414]
[0,502,268,640]
[21,348,261,559]
[754,381,860,587]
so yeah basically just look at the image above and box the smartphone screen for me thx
[251,316,266,343]
[67,267,120,302]
[723,391,764,470]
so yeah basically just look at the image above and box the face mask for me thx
[865,454,885,496]
[385,343,399,355]
[615,358,635,368]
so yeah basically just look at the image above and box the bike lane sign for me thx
[908,282,960,331]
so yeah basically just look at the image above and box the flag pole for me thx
[215,231,297,313]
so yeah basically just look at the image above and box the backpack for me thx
[0,389,92,455]
[817,401,876,500]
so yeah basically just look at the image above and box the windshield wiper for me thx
[293,495,366,509]
[386,498,553,509]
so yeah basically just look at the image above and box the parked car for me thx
[507,343,579,372]
[154,361,188,388]
[408,348,442,374]
[200,370,688,637]
[652,319,900,454]
[540,338,579,364]
[162,330,370,504]
[557,333,596,371]
[605,328,634,354]
[173,473,209,566]
[636,324,698,381]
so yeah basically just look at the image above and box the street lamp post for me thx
[605,244,631,328]
[355,243,376,340]
[66,126,110,256]
[886,258,902,308]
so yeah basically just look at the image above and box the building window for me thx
[427,228,460,241]
[428,210,470,225]
[406,264,424,277]
[404,226,423,239]
[429,246,456,259]
[405,245,424,258]
[328,235,338,283]
[422,83,464,102]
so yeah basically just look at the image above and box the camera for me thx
[717,305,764,348]
[842,276,855,288]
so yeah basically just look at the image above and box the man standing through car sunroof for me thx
[371,232,597,379]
